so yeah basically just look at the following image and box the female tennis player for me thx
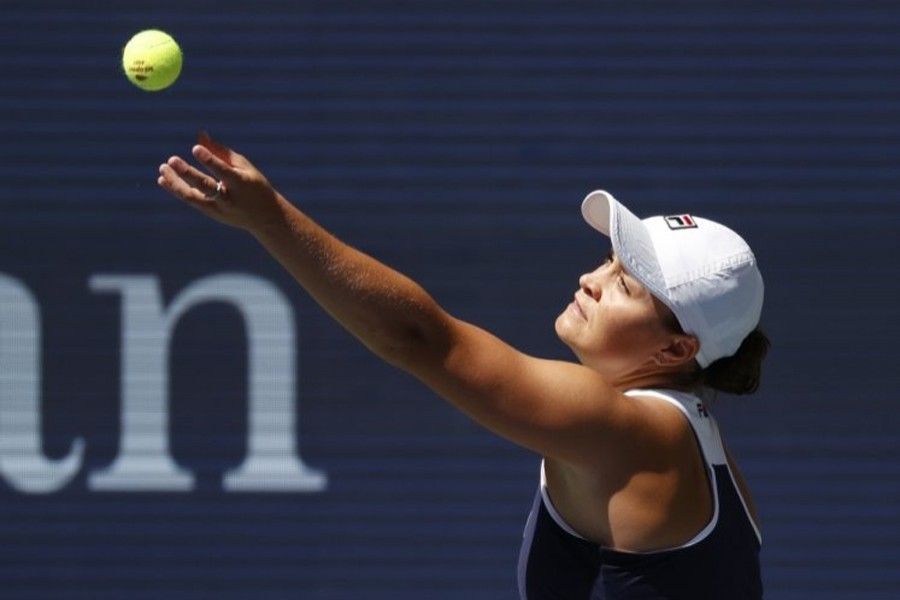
[158,133,768,599]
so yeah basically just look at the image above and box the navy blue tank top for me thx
[517,389,763,599]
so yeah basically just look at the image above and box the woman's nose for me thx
[579,274,601,300]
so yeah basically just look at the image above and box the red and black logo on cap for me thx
[665,215,698,230]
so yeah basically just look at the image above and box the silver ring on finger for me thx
[207,180,223,201]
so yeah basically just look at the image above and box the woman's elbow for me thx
[373,314,455,372]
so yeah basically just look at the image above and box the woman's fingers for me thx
[157,161,218,209]
[164,155,220,197]
[192,144,235,182]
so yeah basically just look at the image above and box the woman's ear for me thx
[655,334,700,367]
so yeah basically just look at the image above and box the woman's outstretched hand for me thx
[157,132,286,233]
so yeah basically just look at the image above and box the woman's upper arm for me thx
[406,316,644,464]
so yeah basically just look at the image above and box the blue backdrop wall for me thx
[1,1,898,599]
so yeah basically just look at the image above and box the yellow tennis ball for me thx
[122,29,182,91]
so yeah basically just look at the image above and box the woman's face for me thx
[556,251,681,384]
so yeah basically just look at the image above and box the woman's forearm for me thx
[250,193,453,368]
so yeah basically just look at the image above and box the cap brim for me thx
[581,190,668,302]
[581,190,615,236]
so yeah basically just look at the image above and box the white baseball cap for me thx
[581,190,764,368]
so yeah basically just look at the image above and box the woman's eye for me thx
[618,275,629,292]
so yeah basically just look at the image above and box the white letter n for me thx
[88,273,326,493]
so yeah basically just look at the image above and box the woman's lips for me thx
[571,296,587,320]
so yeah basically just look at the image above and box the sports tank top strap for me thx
[626,388,761,544]
[625,388,727,466]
